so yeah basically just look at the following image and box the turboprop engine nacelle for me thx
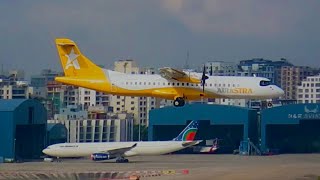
[90,153,116,161]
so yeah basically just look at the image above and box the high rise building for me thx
[297,75,320,104]
[281,66,314,100]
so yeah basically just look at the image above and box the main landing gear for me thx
[116,157,129,163]
[173,97,185,107]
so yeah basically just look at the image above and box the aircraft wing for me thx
[99,143,137,156]
[159,67,201,83]
[182,140,203,147]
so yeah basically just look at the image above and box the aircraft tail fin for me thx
[173,120,199,141]
[55,38,104,77]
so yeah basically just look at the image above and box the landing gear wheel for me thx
[173,97,185,107]
[116,158,129,163]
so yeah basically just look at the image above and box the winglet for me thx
[173,120,199,141]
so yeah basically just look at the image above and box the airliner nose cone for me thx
[42,149,48,154]
[279,88,284,95]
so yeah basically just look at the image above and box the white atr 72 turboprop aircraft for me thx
[42,121,201,163]
[54,38,284,107]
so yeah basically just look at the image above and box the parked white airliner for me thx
[42,121,201,163]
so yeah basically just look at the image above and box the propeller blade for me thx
[201,65,206,93]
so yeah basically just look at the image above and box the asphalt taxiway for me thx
[1,154,320,179]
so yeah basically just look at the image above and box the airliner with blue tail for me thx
[42,121,201,163]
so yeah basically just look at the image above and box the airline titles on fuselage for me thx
[217,88,253,94]
[59,145,79,148]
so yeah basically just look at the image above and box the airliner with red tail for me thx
[42,121,201,163]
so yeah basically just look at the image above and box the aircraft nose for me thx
[278,88,284,96]
[274,86,284,97]
[270,85,284,97]
[42,148,49,155]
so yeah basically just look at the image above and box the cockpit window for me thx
[260,80,271,86]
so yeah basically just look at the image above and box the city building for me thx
[54,105,88,120]
[297,75,320,103]
[281,66,314,100]
[205,61,238,76]
[238,58,276,83]
[0,73,30,99]
[46,81,66,118]
[51,105,133,143]
[78,87,110,110]
[30,69,60,99]
[238,58,293,87]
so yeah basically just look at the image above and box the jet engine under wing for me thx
[159,67,201,83]
[99,143,137,156]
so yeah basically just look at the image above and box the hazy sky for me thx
[0,0,319,78]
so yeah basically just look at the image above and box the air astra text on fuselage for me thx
[217,88,253,94]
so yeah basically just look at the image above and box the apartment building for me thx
[281,66,314,100]
[297,75,320,104]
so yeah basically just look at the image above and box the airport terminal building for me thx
[149,103,320,153]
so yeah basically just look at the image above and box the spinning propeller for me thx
[201,65,209,93]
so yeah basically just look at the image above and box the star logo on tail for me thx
[65,48,80,70]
